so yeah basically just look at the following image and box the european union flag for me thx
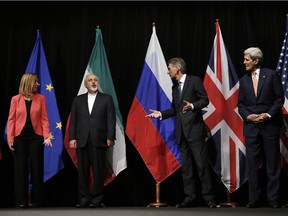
[25,31,64,182]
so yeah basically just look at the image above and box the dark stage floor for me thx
[1,207,288,216]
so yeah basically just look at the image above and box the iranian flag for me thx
[64,27,127,185]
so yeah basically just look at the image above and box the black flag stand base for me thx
[282,203,288,208]
[218,190,238,208]
[28,188,33,207]
[148,183,168,207]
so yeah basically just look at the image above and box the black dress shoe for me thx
[17,204,27,209]
[246,201,259,208]
[207,200,217,208]
[30,203,43,208]
[75,203,89,208]
[269,202,280,208]
[176,201,196,208]
[89,203,105,208]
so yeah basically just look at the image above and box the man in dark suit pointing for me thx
[69,73,116,208]
[238,47,284,208]
[147,57,216,208]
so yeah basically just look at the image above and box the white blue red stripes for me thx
[136,62,181,161]
[276,16,288,175]
[126,26,181,183]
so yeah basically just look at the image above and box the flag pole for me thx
[218,189,238,208]
[148,182,168,207]
[147,22,167,208]
[28,188,32,207]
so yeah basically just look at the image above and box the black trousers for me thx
[14,135,44,206]
[76,138,106,205]
[179,131,214,202]
[246,135,280,203]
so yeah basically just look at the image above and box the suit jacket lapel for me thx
[247,73,259,99]
[90,92,100,116]
[82,93,90,115]
[173,82,180,105]
[181,76,190,101]
[182,77,187,96]
[257,69,266,96]
[246,73,254,96]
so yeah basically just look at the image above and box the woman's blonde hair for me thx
[19,73,38,97]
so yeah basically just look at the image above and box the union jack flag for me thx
[203,21,247,193]
[276,15,288,175]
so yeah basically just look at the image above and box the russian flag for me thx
[126,25,181,183]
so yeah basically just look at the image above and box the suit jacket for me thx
[69,92,116,148]
[7,94,50,144]
[238,68,284,137]
[161,75,209,144]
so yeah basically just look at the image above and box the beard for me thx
[90,86,98,92]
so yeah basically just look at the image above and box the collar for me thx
[88,91,98,96]
[253,68,260,76]
[179,74,187,83]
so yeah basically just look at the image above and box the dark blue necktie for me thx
[178,81,182,103]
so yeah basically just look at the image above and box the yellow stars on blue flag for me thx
[56,122,62,130]
[49,122,62,141]
[46,83,54,92]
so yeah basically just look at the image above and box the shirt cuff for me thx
[190,103,194,110]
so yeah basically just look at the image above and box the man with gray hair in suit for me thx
[238,47,284,208]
